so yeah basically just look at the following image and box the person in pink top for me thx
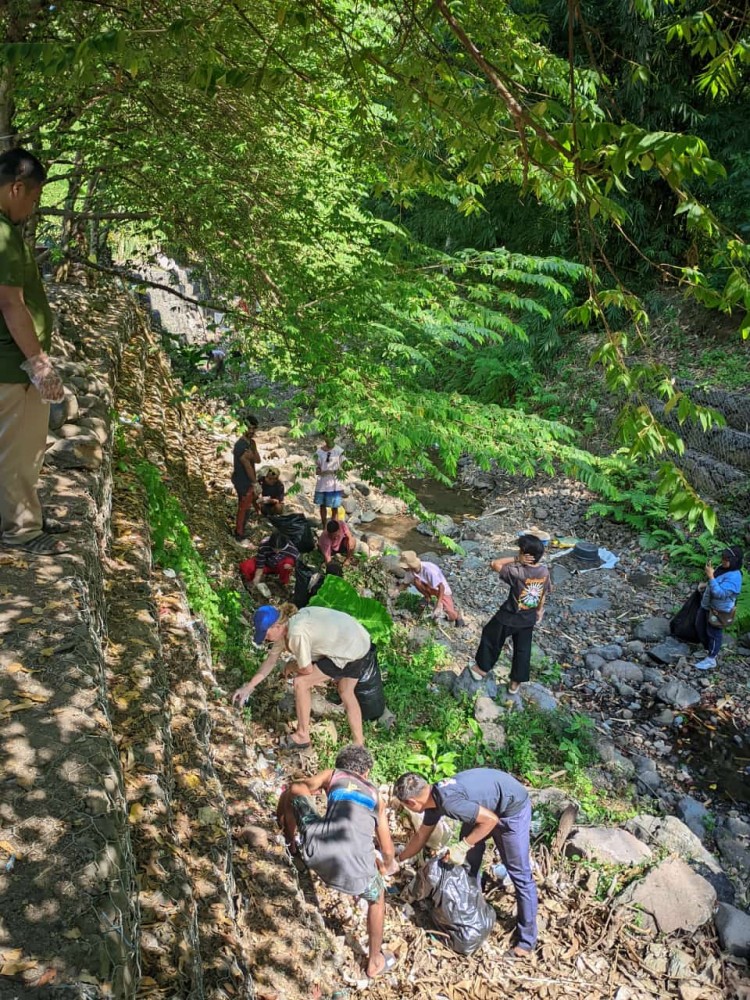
[399,550,465,627]
[319,518,354,566]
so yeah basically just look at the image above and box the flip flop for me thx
[504,946,532,960]
[9,532,69,556]
[279,734,311,750]
[367,950,397,979]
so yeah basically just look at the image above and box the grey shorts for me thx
[291,795,384,902]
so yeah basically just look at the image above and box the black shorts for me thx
[316,643,373,680]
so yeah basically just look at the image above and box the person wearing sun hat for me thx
[230,603,374,748]
[398,550,465,627]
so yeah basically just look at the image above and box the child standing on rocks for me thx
[314,432,345,527]
[232,413,260,540]
[465,534,550,694]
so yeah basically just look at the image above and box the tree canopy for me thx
[3,0,749,527]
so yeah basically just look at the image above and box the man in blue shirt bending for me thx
[394,767,537,958]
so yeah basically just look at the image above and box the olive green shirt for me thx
[0,213,53,384]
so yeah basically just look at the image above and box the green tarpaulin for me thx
[309,575,393,646]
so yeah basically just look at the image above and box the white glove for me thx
[20,352,65,403]
[256,581,271,599]
[447,839,472,865]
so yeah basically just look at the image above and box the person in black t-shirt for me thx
[466,534,551,694]
[231,413,260,539]
[394,768,537,958]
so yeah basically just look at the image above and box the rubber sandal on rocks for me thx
[279,734,311,750]
[13,532,69,556]
[367,950,397,979]
[504,946,532,961]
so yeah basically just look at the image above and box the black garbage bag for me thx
[670,590,702,643]
[266,514,316,553]
[407,856,496,955]
[354,645,385,721]
[293,562,343,609]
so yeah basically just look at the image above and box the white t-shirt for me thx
[315,446,344,493]
[287,606,370,669]
[417,561,452,596]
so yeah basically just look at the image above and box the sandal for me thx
[367,950,397,979]
[504,946,532,960]
[508,682,521,695]
[11,532,69,556]
[42,517,69,534]
[279,734,311,750]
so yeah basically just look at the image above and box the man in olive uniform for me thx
[0,148,67,555]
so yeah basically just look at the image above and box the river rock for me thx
[529,786,577,817]
[625,815,721,870]
[381,554,405,576]
[656,680,701,710]
[584,653,606,671]
[648,638,691,665]
[566,827,652,865]
[727,817,750,837]
[417,514,459,538]
[716,829,750,874]
[550,564,571,587]
[56,422,86,439]
[715,903,750,958]
[78,415,109,444]
[624,640,646,656]
[571,597,611,614]
[76,392,109,419]
[358,511,377,523]
[310,691,345,718]
[589,643,623,661]
[520,682,558,712]
[353,482,370,496]
[45,435,104,470]
[478,721,506,749]
[474,696,502,723]
[377,501,399,516]
[594,737,636,778]
[434,671,457,692]
[601,660,644,685]
[342,497,359,515]
[642,667,665,685]
[616,858,716,934]
[461,555,486,572]
[48,389,79,430]
[676,796,711,842]
[377,707,396,731]
[654,708,675,726]
[634,618,671,642]
[453,667,498,701]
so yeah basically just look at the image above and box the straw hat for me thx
[399,550,422,573]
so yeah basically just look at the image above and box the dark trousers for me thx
[475,611,534,683]
[461,799,538,951]
[695,607,723,658]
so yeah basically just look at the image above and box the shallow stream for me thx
[365,476,484,553]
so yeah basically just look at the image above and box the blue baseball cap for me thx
[253,605,281,644]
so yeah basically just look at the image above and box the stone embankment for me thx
[0,281,338,998]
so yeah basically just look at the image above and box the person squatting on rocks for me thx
[277,744,398,979]
[694,545,744,671]
[466,534,551,695]
[314,432,345,527]
[319,517,356,566]
[231,603,376,748]
[232,412,260,540]
[399,550,465,627]
[0,148,69,556]
[238,531,299,599]
[255,465,285,516]
[394,768,538,959]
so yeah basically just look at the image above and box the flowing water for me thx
[674,710,750,806]
[365,477,484,554]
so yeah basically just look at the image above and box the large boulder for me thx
[453,666,498,701]
[634,617,671,642]
[566,827,653,866]
[716,828,750,875]
[416,514,459,538]
[478,721,506,750]
[571,597,611,614]
[656,679,702,710]
[624,815,721,871]
[616,858,716,934]
[715,903,750,959]
[588,643,623,661]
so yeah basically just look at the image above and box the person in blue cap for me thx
[231,602,374,748]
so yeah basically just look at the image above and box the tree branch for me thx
[38,208,152,220]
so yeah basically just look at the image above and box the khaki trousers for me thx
[0,382,49,544]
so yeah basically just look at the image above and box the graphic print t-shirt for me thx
[497,561,551,626]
